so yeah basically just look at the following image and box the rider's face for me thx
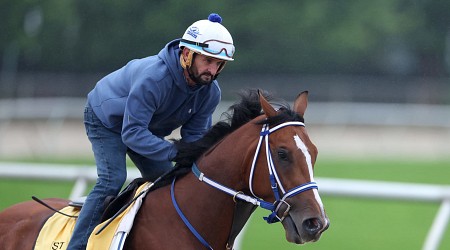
[188,54,224,85]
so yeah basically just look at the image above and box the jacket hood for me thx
[158,39,188,92]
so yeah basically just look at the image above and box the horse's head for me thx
[172,88,329,246]
[248,90,329,244]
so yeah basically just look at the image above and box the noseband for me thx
[170,121,318,249]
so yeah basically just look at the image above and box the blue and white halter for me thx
[171,121,319,249]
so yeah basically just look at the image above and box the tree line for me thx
[2,0,449,76]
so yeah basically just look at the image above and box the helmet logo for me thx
[186,26,200,39]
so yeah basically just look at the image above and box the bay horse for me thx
[0,89,329,249]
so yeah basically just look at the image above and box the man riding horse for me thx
[68,13,235,250]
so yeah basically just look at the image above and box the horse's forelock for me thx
[257,108,305,127]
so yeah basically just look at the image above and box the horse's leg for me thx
[0,198,69,250]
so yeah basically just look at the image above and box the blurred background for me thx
[1,0,449,101]
[1,0,449,159]
[1,1,449,249]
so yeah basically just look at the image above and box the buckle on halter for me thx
[275,200,291,222]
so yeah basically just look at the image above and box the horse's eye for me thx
[277,149,289,161]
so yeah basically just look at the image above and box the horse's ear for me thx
[293,91,308,116]
[258,89,277,118]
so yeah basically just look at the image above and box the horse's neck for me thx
[198,122,260,190]
[134,123,259,249]
[166,125,259,248]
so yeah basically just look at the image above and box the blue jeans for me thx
[67,106,173,250]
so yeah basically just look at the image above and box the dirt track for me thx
[1,121,449,160]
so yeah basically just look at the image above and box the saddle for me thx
[67,178,147,222]
[101,178,148,222]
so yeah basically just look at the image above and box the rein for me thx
[170,121,318,249]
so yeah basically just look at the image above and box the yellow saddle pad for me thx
[34,206,79,250]
[34,181,151,250]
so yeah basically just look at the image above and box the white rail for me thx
[1,98,450,128]
[0,162,449,250]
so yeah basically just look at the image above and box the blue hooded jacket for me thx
[87,39,221,162]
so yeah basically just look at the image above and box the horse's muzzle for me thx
[283,214,330,244]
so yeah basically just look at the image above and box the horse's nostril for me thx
[302,218,322,235]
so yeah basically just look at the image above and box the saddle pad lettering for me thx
[34,206,79,250]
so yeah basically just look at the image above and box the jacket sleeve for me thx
[121,75,177,161]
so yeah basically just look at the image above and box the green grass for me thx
[240,157,450,250]
[314,157,450,185]
[1,158,449,249]
[0,179,73,208]
[242,198,449,250]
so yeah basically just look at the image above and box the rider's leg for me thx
[67,106,127,250]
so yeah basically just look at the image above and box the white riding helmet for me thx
[180,13,235,61]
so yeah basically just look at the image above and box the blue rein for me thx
[170,177,212,250]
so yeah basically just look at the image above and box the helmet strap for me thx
[181,51,204,85]
[180,49,195,70]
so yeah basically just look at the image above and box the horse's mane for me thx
[173,88,263,167]
[149,88,304,189]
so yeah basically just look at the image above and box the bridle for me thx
[170,121,319,249]
[249,121,318,223]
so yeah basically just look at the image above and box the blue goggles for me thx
[181,39,235,59]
